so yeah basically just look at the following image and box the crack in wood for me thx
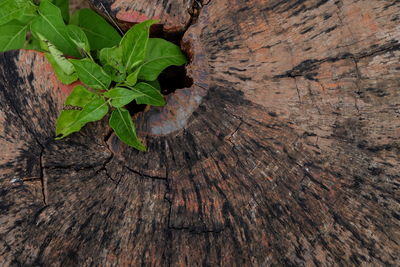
[124,166,168,181]
[1,74,48,205]
[38,147,48,205]
[275,43,400,80]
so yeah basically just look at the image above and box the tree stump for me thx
[1,0,400,265]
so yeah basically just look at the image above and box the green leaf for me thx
[98,46,126,82]
[138,38,187,81]
[104,87,143,108]
[103,65,126,83]
[45,36,75,75]
[45,53,78,84]
[132,82,165,106]
[143,79,161,91]
[67,24,90,53]
[70,8,121,50]
[16,1,38,25]
[36,32,76,80]
[56,85,99,136]
[120,20,157,72]
[125,67,141,86]
[0,21,28,52]
[65,85,98,106]
[70,58,111,90]
[0,0,32,26]
[31,0,80,57]
[98,46,124,72]
[109,108,145,151]
[32,31,51,51]
[24,35,43,51]
[51,0,69,23]
[56,86,108,139]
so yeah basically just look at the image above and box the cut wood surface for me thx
[1,0,400,265]
[89,0,195,32]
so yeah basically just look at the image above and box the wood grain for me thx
[1,0,400,265]
[88,0,195,32]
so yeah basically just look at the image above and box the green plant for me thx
[0,0,188,151]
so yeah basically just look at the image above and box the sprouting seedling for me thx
[0,0,188,151]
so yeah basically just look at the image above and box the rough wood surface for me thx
[1,0,400,266]
[88,0,195,32]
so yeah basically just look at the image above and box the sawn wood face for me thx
[1,0,399,265]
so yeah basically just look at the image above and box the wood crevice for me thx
[0,66,48,205]
[124,166,168,181]
[38,147,47,205]
[167,224,226,234]
[187,0,210,30]
[275,42,400,81]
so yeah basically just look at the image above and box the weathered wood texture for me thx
[89,0,195,32]
[1,0,400,265]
